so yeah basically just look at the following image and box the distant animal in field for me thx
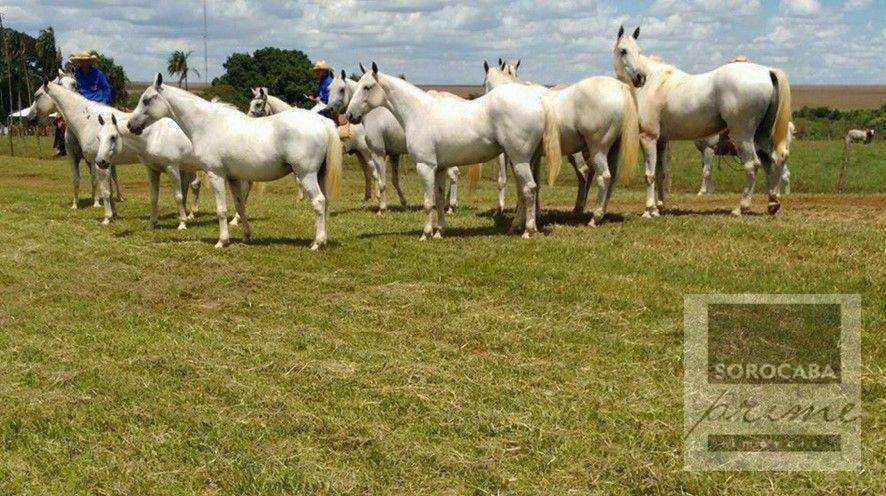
[845,129,875,144]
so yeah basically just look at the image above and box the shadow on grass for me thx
[356,222,509,240]
[330,203,424,216]
[664,207,765,217]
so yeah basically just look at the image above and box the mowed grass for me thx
[0,139,883,495]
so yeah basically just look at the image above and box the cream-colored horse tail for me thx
[617,84,640,184]
[467,163,482,194]
[542,94,562,187]
[324,120,343,201]
[770,68,792,165]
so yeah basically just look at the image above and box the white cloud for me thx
[0,0,882,85]
[843,0,873,11]
[779,0,822,17]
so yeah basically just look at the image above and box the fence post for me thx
[837,140,849,193]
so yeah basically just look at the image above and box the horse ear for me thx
[515,59,521,70]
[340,69,346,80]
[42,76,49,91]
[633,26,640,39]
[252,87,259,97]
[154,72,163,88]
[498,57,503,67]
[259,88,266,99]
[359,62,367,74]
[617,25,624,39]
[58,68,65,78]
[483,60,490,74]
[98,114,105,126]
[371,61,378,76]
[111,114,118,127]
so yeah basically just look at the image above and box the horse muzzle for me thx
[633,74,647,88]
[95,160,111,170]
[346,112,362,125]
[127,122,144,135]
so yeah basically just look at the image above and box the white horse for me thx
[326,70,461,213]
[345,62,560,238]
[696,121,794,195]
[128,73,343,250]
[480,60,638,219]
[31,70,122,209]
[613,26,792,217]
[94,113,202,229]
[845,129,875,144]
[248,86,377,204]
[480,60,639,226]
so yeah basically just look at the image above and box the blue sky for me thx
[3,1,884,84]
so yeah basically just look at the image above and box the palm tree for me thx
[167,50,201,90]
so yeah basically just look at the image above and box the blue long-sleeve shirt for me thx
[74,67,112,104]
[316,74,333,104]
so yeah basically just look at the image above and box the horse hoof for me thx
[70,204,78,210]
[214,240,229,249]
[230,219,239,227]
[588,218,599,228]
[148,223,157,230]
[177,223,187,231]
[420,233,430,241]
[651,209,661,218]
[376,209,385,216]
[92,202,101,209]
[310,243,320,251]
[101,218,111,226]
[522,231,532,239]
[731,208,743,217]
[768,202,781,215]
[446,207,455,215]
[433,231,443,239]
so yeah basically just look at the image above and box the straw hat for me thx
[309,59,333,74]
[70,51,98,62]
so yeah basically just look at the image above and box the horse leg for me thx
[96,167,115,225]
[206,170,230,248]
[298,172,327,250]
[89,162,101,208]
[639,133,659,218]
[759,145,782,215]
[415,162,436,240]
[446,167,459,214]
[698,146,715,195]
[355,151,374,202]
[388,155,409,207]
[188,173,201,218]
[496,154,508,215]
[145,167,161,229]
[230,180,252,226]
[228,178,252,242]
[511,161,538,238]
[111,164,123,201]
[569,153,590,213]
[655,140,669,211]
[165,165,189,230]
[588,149,612,227]
[371,151,389,213]
[390,155,408,207]
[732,140,760,216]
[68,155,81,209]
[434,168,448,238]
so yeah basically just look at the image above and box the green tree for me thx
[34,27,60,75]
[167,50,200,90]
[64,51,128,105]
[212,47,314,107]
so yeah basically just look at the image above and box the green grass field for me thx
[0,138,883,495]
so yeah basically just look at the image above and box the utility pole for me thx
[0,11,15,156]
[203,0,208,84]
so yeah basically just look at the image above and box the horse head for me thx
[613,25,647,88]
[248,87,270,117]
[128,73,170,135]
[345,62,386,124]
[95,113,123,170]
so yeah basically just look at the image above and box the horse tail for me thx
[467,163,482,194]
[769,68,792,165]
[542,94,563,187]
[616,84,640,184]
[323,119,343,201]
